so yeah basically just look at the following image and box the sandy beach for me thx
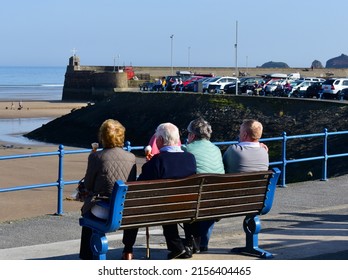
[0,100,145,223]
[0,101,88,222]
[0,100,88,119]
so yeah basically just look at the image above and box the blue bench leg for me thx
[91,230,109,260]
[231,215,273,259]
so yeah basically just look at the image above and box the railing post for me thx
[280,131,287,187]
[321,128,328,181]
[125,141,131,152]
[56,145,65,215]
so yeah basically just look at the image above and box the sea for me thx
[0,66,66,146]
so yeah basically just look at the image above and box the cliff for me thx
[325,54,348,68]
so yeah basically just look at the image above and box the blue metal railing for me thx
[1,129,348,215]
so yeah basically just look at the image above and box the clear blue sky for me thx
[1,0,347,68]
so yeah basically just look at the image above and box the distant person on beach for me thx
[223,119,269,173]
[182,117,224,252]
[79,119,137,260]
[122,122,196,260]
[18,101,23,110]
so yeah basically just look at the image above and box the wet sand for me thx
[0,101,87,222]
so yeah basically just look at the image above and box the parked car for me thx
[204,76,237,93]
[139,82,155,91]
[297,77,326,83]
[182,76,204,87]
[290,81,315,97]
[202,77,220,92]
[264,79,286,95]
[321,78,348,99]
[182,77,207,92]
[224,77,265,95]
[338,87,348,100]
[304,82,323,98]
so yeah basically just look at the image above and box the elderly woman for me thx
[182,117,225,252]
[79,119,137,260]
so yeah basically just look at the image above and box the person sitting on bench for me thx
[122,122,197,260]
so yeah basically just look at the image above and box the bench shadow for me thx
[260,212,348,259]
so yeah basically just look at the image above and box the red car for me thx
[182,76,204,86]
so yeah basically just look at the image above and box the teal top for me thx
[182,139,225,174]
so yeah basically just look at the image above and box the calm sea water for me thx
[0,66,65,145]
[0,66,65,101]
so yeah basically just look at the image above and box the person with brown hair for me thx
[79,119,137,260]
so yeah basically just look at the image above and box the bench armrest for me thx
[79,180,128,233]
[261,168,281,215]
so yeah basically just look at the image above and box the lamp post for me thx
[170,34,174,75]
[188,46,191,70]
[235,21,238,95]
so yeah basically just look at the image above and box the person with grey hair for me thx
[223,119,269,173]
[122,122,197,260]
[182,117,225,252]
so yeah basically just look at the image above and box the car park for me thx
[320,78,348,99]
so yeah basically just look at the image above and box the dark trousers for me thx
[79,226,93,260]
[183,222,201,250]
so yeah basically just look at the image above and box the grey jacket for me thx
[82,147,136,214]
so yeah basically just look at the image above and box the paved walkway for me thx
[0,174,347,260]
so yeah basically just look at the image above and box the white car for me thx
[204,76,238,93]
[321,78,348,99]
[290,80,315,97]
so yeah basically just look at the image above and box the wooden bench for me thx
[79,168,281,260]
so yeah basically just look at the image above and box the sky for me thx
[1,0,347,68]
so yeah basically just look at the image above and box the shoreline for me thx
[0,100,88,119]
[0,100,88,149]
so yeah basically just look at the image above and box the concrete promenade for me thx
[0,173,347,261]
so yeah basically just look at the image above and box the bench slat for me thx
[124,193,198,207]
[201,187,267,200]
[200,195,265,208]
[125,186,200,199]
[121,210,196,226]
[201,179,269,191]
[123,201,197,216]
[201,187,266,200]
[199,202,264,217]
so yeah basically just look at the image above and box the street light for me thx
[170,34,174,75]
[235,21,238,95]
[188,46,191,70]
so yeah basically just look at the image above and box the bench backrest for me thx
[103,168,280,232]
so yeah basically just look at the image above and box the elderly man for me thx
[223,119,269,173]
[122,122,196,260]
